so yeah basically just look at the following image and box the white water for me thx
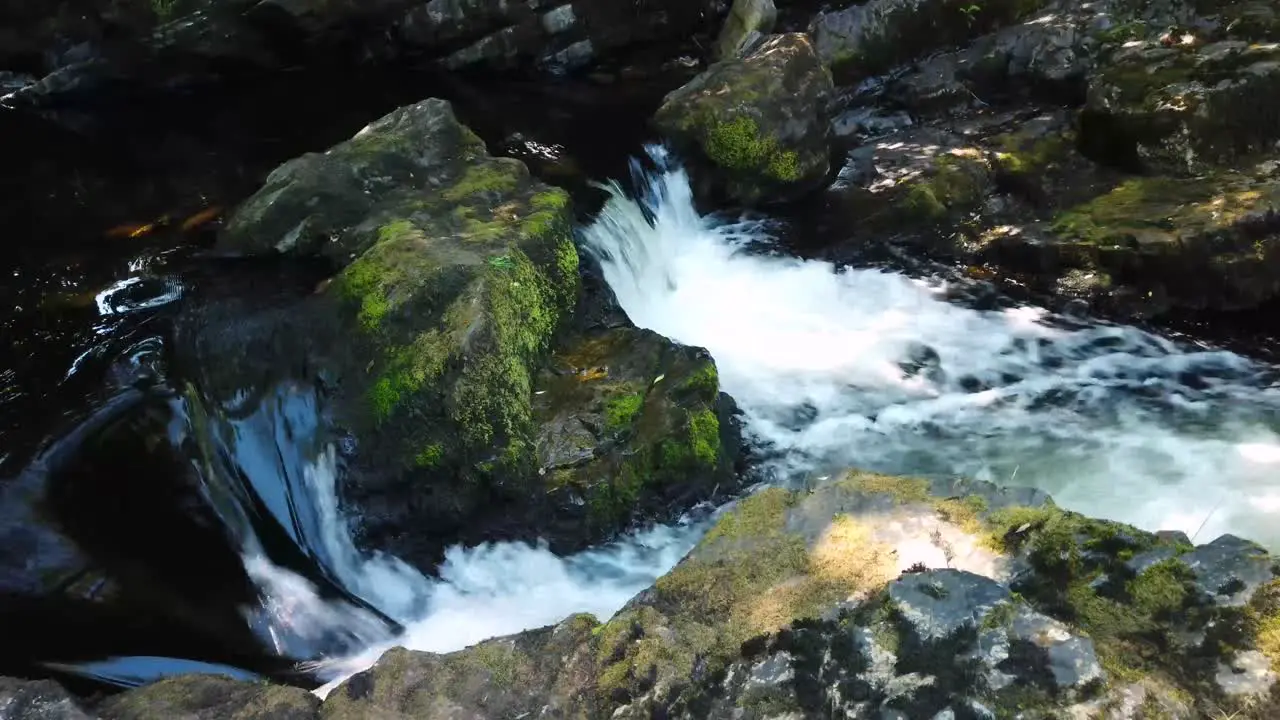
[242,146,1280,694]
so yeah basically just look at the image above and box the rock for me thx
[207,97,740,568]
[101,674,320,719]
[715,0,778,60]
[212,98,582,566]
[1082,36,1280,175]
[0,677,94,719]
[96,469,1280,718]
[531,326,740,546]
[0,71,35,97]
[654,33,834,205]
[319,614,599,718]
[1181,534,1275,607]
[810,0,1048,80]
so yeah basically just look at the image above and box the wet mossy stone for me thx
[0,676,94,719]
[101,674,320,719]
[653,33,834,206]
[531,325,741,548]
[214,98,582,569]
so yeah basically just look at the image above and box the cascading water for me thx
[581,146,1280,544]
[68,146,1280,696]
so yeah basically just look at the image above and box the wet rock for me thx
[811,0,1048,80]
[0,71,35,96]
[101,674,320,719]
[214,98,582,566]
[319,614,599,718]
[532,326,741,546]
[129,470,1280,718]
[715,0,778,60]
[0,677,94,720]
[654,33,834,206]
[1180,534,1275,606]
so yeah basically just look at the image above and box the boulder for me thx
[715,0,778,60]
[1083,37,1280,175]
[810,0,1050,81]
[205,98,740,568]
[318,614,599,719]
[0,677,94,720]
[42,470,1280,718]
[654,33,834,206]
[100,674,320,719]
[532,326,739,546]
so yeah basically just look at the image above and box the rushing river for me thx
[18,146,1280,694]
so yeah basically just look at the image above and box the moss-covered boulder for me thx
[101,674,320,719]
[981,161,1280,314]
[810,0,1049,81]
[1083,35,1280,175]
[211,98,584,565]
[653,33,834,206]
[531,326,740,547]
[319,614,599,719]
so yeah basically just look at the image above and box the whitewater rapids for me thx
[242,146,1280,696]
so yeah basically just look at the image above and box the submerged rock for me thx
[654,33,834,205]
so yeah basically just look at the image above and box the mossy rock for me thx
[1083,38,1280,175]
[101,674,320,719]
[531,326,741,546]
[653,33,834,206]
[211,98,581,569]
[320,614,600,719]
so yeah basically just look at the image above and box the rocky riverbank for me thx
[7,473,1280,718]
[3,0,1280,716]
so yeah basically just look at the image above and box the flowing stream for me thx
[48,147,1280,694]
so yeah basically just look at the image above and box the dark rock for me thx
[101,674,320,719]
[0,677,94,719]
[811,0,1048,81]
[1180,533,1275,606]
[889,569,1011,641]
[654,32,834,206]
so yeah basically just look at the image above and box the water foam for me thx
[581,146,1280,545]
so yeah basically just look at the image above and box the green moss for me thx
[836,471,931,504]
[703,487,795,544]
[993,132,1074,177]
[442,161,520,202]
[605,392,645,431]
[704,116,803,183]
[679,362,719,396]
[415,443,444,468]
[687,409,720,467]
[980,599,1019,631]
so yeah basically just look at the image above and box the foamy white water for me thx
[239,146,1280,696]
[582,146,1280,545]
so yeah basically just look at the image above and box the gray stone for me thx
[1215,650,1277,698]
[889,569,1012,641]
[715,0,777,60]
[1180,534,1275,606]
